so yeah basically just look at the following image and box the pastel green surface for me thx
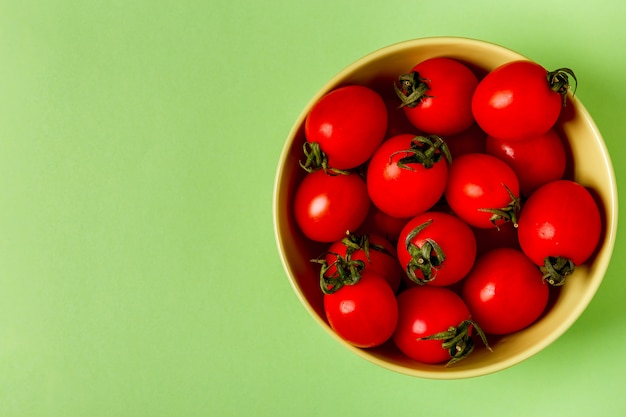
[0,1,624,416]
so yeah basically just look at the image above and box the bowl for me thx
[272,37,618,379]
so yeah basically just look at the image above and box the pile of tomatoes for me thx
[292,57,603,366]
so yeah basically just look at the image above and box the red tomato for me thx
[461,248,549,335]
[322,233,403,293]
[393,286,488,365]
[366,134,450,218]
[444,153,521,229]
[324,271,398,348]
[395,57,478,136]
[486,129,567,196]
[294,170,370,243]
[517,180,602,285]
[397,212,476,286]
[472,60,576,141]
[304,85,388,171]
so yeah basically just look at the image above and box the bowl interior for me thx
[273,37,618,379]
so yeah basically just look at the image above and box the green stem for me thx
[311,253,365,294]
[311,232,388,294]
[340,232,390,264]
[391,135,452,170]
[540,255,576,286]
[478,183,521,228]
[547,67,577,106]
[403,219,445,285]
[394,71,431,108]
[418,319,492,366]
[298,142,350,175]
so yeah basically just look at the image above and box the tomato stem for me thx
[312,232,389,294]
[341,231,390,264]
[540,256,576,286]
[299,142,350,175]
[478,183,521,228]
[392,135,452,170]
[394,71,431,108]
[546,67,577,106]
[418,319,491,366]
[312,253,364,294]
[404,219,446,285]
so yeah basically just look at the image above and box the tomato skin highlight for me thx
[486,129,566,197]
[366,134,449,219]
[393,286,473,364]
[462,248,549,335]
[517,180,602,267]
[399,58,479,136]
[294,170,370,243]
[397,211,477,287]
[305,85,388,170]
[472,60,563,141]
[444,153,520,229]
[324,271,399,348]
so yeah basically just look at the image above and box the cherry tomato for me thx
[472,60,576,141]
[393,286,487,365]
[461,248,549,335]
[324,271,398,348]
[397,212,476,287]
[444,153,520,229]
[303,85,388,171]
[517,180,602,285]
[294,170,370,243]
[395,57,478,136]
[322,233,402,293]
[366,134,450,218]
[486,129,567,197]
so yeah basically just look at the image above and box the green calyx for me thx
[403,219,445,285]
[540,256,576,286]
[391,135,452,170]
[298,141,349,175]
[418,319,492,367]
[312,253,364,295]
[311,232,388,294]
[340,232,390,263]
[478,183,521,228]
[547,67,577,106]
[394,71,431,108]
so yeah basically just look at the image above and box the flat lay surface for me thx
[1,1,625,416]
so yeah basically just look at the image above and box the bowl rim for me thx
[273,36,619,379]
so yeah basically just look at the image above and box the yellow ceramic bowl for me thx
[273,37,618,379]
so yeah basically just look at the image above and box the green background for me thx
[1,0,624,415]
